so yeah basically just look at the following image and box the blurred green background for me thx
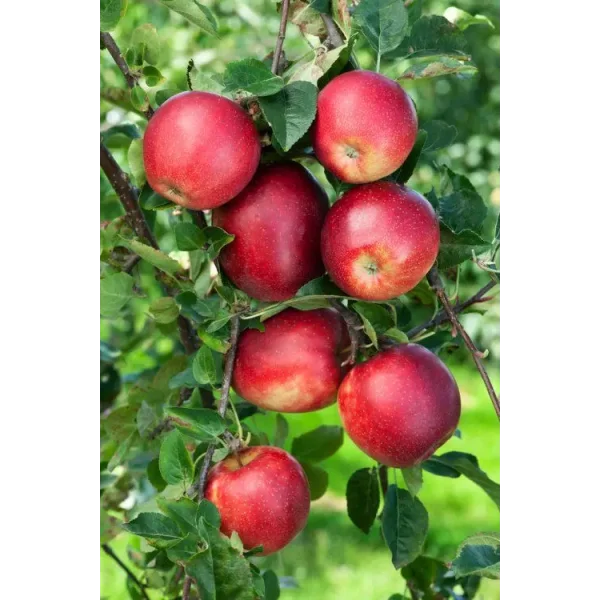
[101,0,500,598]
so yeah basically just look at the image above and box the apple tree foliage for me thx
[100,1,500,598]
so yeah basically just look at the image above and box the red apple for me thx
[338,344,461,468]
[143,91,261,210]
[232,308,349,413]
[312,71,418,183]
[205,446,310,555]
[321,181,439,300]
[213,162,328,301]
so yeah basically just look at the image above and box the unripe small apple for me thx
[143,91,261,210]
[233,308,349,412]
[321,181,440,300]
[338,344,461,468]
[312,71,418,183]
[213,162,328,301]
[205,446,310,555]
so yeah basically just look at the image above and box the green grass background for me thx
[101,364,499,600]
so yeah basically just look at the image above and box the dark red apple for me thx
[312,71,418,183]
[205,446,310,555]
[338,344,461,468]
[321,181,439,300]
[232,308,349,413]
[143,91,261,210]
[213,162,328,301]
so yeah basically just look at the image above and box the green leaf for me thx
[401,465,423,496]
[166,407,227,441]
[143,65,166,87]
[354,0,409,59]
[122,512,182,544]
[159,429,194,487]
[300,461,329,501]
[123,238,183,276]
[297,275,346,297]
[421,120,458,152]
[223,58,284,97]
[139,184,173,210]
[382,485,428,569]
[174,222,206,251]
[100,0,126,32]
[384,328,409,343]
[131,23,161,65]
[258,82,317,151]
[198,499,221,528]
[101,272,134,318]
[452,532,500,579]
[188,68,225,94]
[390,15,469,60]
[424,452,499,507]
[104,405,138,442]
[288,0,329,38]
[437,227,490,270]
[169,367,197,390]
[101,123,141,148]
[149,297,180,324]
[263,570,281,600]
[127,138,145,187]
[346,468,380,534]
[352,302,395,347]
[155,88,181,105]
[291,426,344,463]
[197,328,230,353]
[147,458,167,492]
[107,432,136,471]
[167,534,205,563]
[448,8,494,31]
[192,346,218,385]
[204,226,235,260]
[438,191,488,235]
[273,414,289,448]
[390,129,427,183]
[400,57,477,80]
[130,87,150,113]
[159,0,218,37]
[157,496,204,534]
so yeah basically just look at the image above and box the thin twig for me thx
[195,315,242,497]
[427,269,500,419]
[271,0,291,75]
[100,32,154,119]
[378,465,389,496]
[321,14,345,49]
[101,544,150,600]
[406,279,498,339]
[329,299,366,366]
[182,575,193,600]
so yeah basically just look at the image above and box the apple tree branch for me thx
[271,0,290,75]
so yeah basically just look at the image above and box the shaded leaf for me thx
[131,23,161,65]
[436,226,490,270]
[301,461,329,500]
[291,426,344,463]
[122,512,182,544]
[223,58,284,97]
[401,465,423,496]
[101,272,134,318]
[123,239,183,276]
[149,297,180,324]
[346,468,380,534]
[452,532,500,579]
[421,120,458,152]
[273,414,289,448]
[174,222,206,251]
[166,407,227,441]
[390,129,427,183]
[159,429,194,486]
[192,346,218,385]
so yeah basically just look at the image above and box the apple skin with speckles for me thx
[205,446,310,555]
[321,181,440,301]
[338,344,461,468]
[232,308,349,412]
[143,91,261,210]
[312,71,418,183]
[213,162,329,301]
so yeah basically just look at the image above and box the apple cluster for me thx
[143,70,461,556]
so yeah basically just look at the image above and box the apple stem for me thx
[427,268,500,419]
[330,299,368,366]
[182,575,192,600]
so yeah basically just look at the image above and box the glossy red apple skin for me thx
[205,446,310,555]
[233,308,349,413]
[312,71,418,183]
[213,162,329,301]
[143,91,261,210]
[338,344,461,468]
[321,181,439,301]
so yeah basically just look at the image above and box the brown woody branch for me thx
[271,0,290,75]
[427,268,500,419]
[329,299,367,366]
[182,575,192,600]
[406,279,498,339]
[321,14,345,49]
[101,32,154,120]
[102,544,150,600]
